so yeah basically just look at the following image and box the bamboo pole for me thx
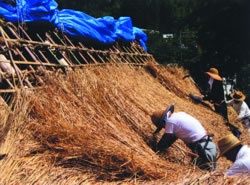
[63,35,90,64]
[53,32,81,65]
[7,26,43,65]
[3,26,45,86]
[0,86,45,93]
[0,70,15,89]
[2,37,151,57]
[45,33,73,65]
[17,25,52,67]
[112,45,129,64]
[0,27,23,89]
[0,58,153,69]
[36,33,62,65]
[127,45,144,64]
[78,42,99,64]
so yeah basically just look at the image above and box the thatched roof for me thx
[0,20,249,184]
[0,63,249,184]
[0,19,155,102]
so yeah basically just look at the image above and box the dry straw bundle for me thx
[0,64,249,184]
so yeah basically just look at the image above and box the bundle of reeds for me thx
[0,64,248,184]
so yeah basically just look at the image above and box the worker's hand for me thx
[151,135,158,152]
[163,109,173,122]
[200,90,208,96]
[189,94,203,101]
[192,95,203,101]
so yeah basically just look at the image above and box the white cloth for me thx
[208,78,214,90]
[164,112,207,144]
[226,100,250,120]
[226,145,250,177]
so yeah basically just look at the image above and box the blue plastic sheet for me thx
[0,0,147,51]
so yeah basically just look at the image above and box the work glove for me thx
[189,94,203,101]
[193,96,203,101]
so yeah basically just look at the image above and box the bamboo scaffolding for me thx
[78,42,99,64]
[0,19,157,99]
[2,26,45,87]
[45,32,73,66]
[0,27,23,89]
[0,58,153,68]
[36,33,62,66]
[1,37,152,58]
[63,35,90,64]
[17,25,52,68]
[53,32,82,65]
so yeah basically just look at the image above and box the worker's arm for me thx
[226,122,242,138]
[153,125,163,135]
[189,94,203,102]
[225,99,234,106]
[156,133,177,152]
[153,118,165,135]
[202,94,211,101]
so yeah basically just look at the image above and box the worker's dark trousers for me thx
[214,102,228,121]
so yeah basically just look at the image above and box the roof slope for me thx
[0,64,249,184]
[0,19,154,97]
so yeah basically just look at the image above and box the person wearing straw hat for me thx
[217,134,250,176]
[151,104,218,171]
[226,91,250,132]
[201,67,228,121]
[190,68,228,119]
[190,68,242,137]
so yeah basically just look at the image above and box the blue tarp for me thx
[0,0,147,51]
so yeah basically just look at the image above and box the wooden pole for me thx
[0,27,23,89]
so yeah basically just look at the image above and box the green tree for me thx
[184,0,249,95]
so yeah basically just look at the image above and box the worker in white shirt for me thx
[217,134,250,177]
[226,91,250,132]
[151,104,218,171]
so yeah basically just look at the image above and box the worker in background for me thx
[226,90,250,132]
[151,104,217,171]
[203,67,228,120]
[217,134,250,177]
[193,67,228,120]
[190,68,242,138]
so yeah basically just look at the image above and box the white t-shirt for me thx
[226,100,250,119]
[164,112,207,144]
[226,145,250,177]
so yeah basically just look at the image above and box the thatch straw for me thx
[0,64,249,184]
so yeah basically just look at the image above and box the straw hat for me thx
[151,104,174,128]
[205,67,222,81]
[217,134,242,158]
[230,90,246,101]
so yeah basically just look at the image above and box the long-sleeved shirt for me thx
[226,145,250,177]
[226,100,250,120]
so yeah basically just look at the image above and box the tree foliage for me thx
[185,0,249,96]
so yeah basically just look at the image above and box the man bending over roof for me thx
[217,134,250,177]
[226,91,250,133]
[151,104,217,171]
